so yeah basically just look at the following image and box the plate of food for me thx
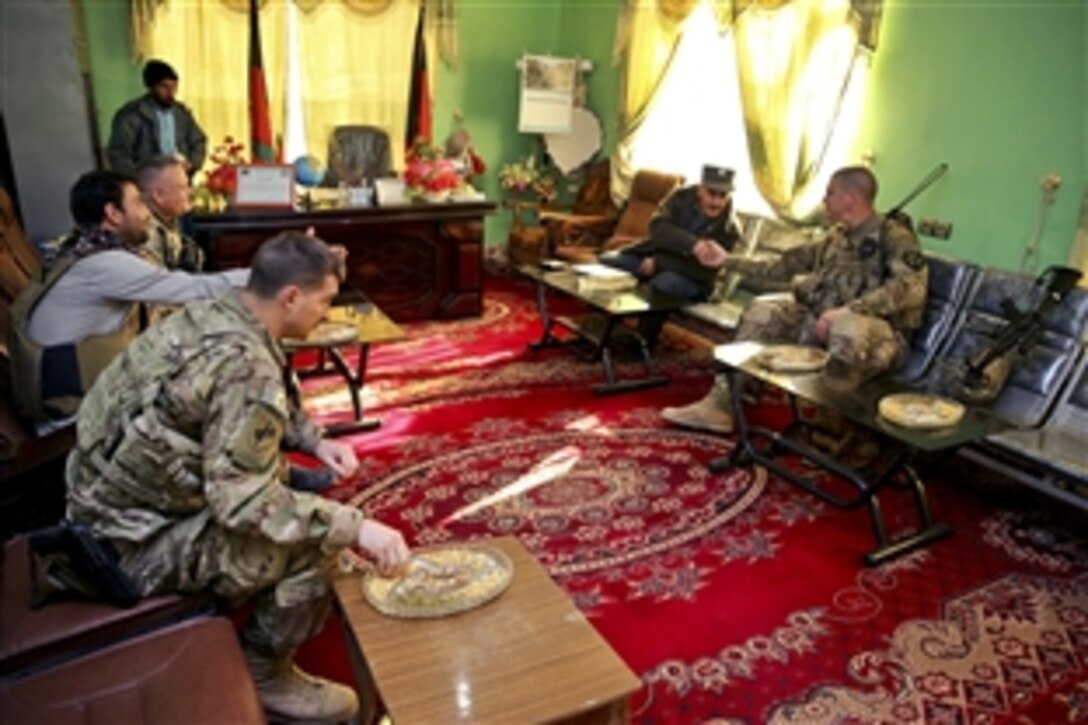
[361,545,513,619]
[878,393,965,430]
[755,345,830,373]
[285,321,358,348]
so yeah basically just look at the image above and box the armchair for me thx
[552,169,682,264]
[506,158,613,266]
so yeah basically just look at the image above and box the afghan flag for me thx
[248,0,275,163]
[405,8,431,150]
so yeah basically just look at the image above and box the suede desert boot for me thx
[661,380,735,434]
[245,649,359,723]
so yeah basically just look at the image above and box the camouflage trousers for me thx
[117,511,335,658]
[736,299,907,385]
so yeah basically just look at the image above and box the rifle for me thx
[955,264,1082,403]
[885,163,949,226]
[28,521,141,608]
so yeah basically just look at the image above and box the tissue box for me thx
[374,179,406,206]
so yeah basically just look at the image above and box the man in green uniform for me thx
[663,166,928,433]
[67,231,409,722]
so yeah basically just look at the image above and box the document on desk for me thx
[235,165,294,208]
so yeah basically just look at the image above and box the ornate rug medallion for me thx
[348,429,765,576]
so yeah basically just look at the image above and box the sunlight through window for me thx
[626,0,870,220]
[443,446,582,523]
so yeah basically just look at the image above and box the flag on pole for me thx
[405,8,432,150]
[248,0,275,162]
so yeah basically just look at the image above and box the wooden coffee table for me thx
[517,263,689,395]
[333,536,641,724]
[283,296,404,436]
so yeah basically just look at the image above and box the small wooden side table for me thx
[334,536,641,724]
[283,299,404,436]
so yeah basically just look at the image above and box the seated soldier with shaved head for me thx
[662,166,928,434]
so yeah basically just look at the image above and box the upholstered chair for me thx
[552,169,683,264]
[325,125,394,187]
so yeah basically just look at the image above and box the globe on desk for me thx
[293,155,326,188]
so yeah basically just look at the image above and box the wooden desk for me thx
[193,201,496,323]
[334,537,640,725]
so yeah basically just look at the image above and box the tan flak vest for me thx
[8,252,142,423]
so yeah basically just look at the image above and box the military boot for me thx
[661,380,734,434]
[245,649,359,723]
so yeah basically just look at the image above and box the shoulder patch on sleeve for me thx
[903,250,926,270]
[228,401,286,472]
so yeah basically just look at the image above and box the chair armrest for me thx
[505,199,544,231]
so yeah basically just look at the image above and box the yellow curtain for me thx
[131,0,167,61]
[148,1,288,172]
[731,0,880,218]
[1071,192,1088,284]
[612,0,732,201]
[422,0,457,70]
[296,0,419,171]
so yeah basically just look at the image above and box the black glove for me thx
[287,466,336,493]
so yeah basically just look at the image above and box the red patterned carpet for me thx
[295,276,1088,724]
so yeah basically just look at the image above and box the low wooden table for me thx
[283,296,404,436]
[517,262,689,395]
[333,536,641,724]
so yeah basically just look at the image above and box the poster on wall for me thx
[517,55,576,134]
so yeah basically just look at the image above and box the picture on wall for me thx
[518,54,576,134]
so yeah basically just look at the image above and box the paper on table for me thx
[571,263,635,279]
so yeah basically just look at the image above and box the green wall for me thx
[557,1,622,161]
[854,0,1085,272]
[81,0,143,154]
[433,0,563,247]
[80,0,1086,269]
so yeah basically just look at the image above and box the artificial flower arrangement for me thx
[499,153,557,203]
[404,137,473,202]
[192,136,247,212]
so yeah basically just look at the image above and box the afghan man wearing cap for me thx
[107,59,207,178]
[602,164,743,302]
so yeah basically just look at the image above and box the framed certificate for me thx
[234,165,294,208]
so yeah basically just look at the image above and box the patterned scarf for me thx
[42,224,133,271]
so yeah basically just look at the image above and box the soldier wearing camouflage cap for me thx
[67,231,410,722]
[662,166,928,433]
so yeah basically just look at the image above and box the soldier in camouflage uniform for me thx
[136,156,206,325]
[67,231,410,722]
[663,166,928,433]
[137,155,204,273]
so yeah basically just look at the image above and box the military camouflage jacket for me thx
[67,292,361,552]
[727,214,927,331]
[142,213,204,272]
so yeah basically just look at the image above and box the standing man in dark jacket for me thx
[107,60,207,177]
[602,165,743,301]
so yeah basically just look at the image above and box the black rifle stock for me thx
[29,521,141,608]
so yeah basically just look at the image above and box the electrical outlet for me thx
[917,218,952,240]
[932,221,953,239]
